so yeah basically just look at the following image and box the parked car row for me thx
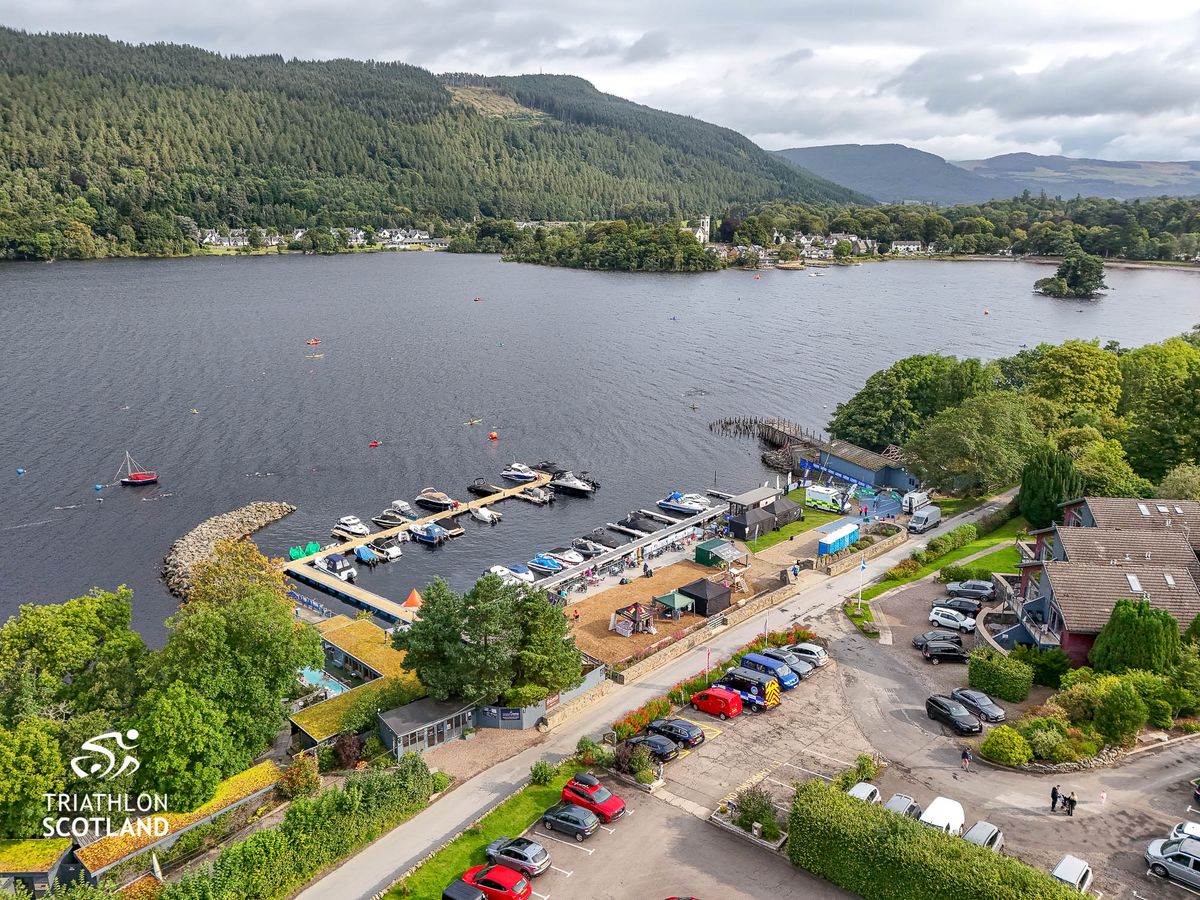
[1146,820,1200,889]
[691,642,830,715]
[845,781,1004,851]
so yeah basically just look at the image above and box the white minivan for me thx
[908,505,942,534]
[919,797,965,836]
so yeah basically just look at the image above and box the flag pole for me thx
[857,552,866,615]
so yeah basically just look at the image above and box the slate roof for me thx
[821,438,895,472]
[1074,497,1200,542]
[1041,561,1200,634]
[1054,527,1200,583]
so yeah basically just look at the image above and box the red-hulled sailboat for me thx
[116,450,158,486]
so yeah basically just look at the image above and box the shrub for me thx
[316,746,337,774]
[924,524,978,560]
[1012,645,1072,688]
[432,771,451,793]
[361,734,386,760]
[786,780,1080,900]
[1148,698,1174,730]
[633,769,656,785]
[885,559,921,580]
[1093,680,1148,745]
[628,744,652,776]
[1089,598,1181,675]
[530,760,556,786]
[968,648,1034,702]
[576,736,599,764]
[614,742,634,774]
[979,725,1033,766]
[278,755,320,799]
[733,785,780,840]
[592,745,616,768]
[939,564,992,584]
[832,754,878,791]
[333,733,363,769]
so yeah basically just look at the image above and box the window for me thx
[1138,503,1151,516]
[1165,573,1177,587]
[1157,505,1169,514]
[1126,573,1143,592]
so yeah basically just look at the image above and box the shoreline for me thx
[162,501,296,599]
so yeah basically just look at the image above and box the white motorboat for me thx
[550,470,595,495]
[571,537,606,557]
[547,546,585,565]
[314,553,358,582]
[657,492,712,515]
[486,564,522,586]
[335,515,370,536]
[501,462,538,482]
[528,554,563,575]
[518,486,554,504]
[471,506,502,525]
[391,500,418,518]
[501,563,536,584]
[369,536,404,561]
[372,509,409,528]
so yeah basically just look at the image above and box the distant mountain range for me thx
[775,143,1200,204]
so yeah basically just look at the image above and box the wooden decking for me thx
[283,472,553,621]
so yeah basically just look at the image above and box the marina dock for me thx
[283,471,554,620]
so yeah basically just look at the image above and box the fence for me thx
[475,656,608,730]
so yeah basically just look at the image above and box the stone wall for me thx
[163,500,296,598]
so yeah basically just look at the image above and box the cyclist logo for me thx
[70,729,141,780]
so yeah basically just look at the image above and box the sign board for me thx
[798,457,873,489]
[545,693,560,711]
[500,709,521,721]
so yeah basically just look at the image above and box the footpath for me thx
[297,491,1016,900]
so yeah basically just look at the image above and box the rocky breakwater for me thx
[163,501,296,598]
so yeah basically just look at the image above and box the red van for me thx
[690,686,743,720]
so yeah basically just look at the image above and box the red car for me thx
[561,772,625,823]
[690,686,743,720]
[461,864,532,900]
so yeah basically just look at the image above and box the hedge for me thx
[786,780,1080,900]
[913,524,978,565]
[968,648,1033,702]
[938,564,993,584]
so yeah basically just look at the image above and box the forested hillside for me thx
[0,29,863,260]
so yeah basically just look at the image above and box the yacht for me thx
[571,537,606,558]
[314,553,357,582]
[335,515,370,536]
[550,471,595,496]
[415,488,458,511]
[410,522,448,545]
[527,554,563,575]
[657,492,712,516]
[547,547,585,566]
[471,506,502,525]
[368,536,403,561]
[501,462,538,482]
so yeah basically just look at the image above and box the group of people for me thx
[1050,784,1079,816]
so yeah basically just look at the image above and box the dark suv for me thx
[912,630,963,650]
[930,596,982,618]
[925,694,983,735]
[923,641,970,665]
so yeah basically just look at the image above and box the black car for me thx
[946,579,997,601]
[912,630,963,650]
[922,641,970,665]
[951,688,1006,723]
[626,733,680,761]
[484,836,552,877]
[931,596,983,618]
[541,802,600,841]
[648,718,705,749]
[926,694,983,735]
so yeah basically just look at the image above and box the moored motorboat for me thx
[468,478,504,497]
[547,547,585,565]
[115,450,158,486]
[415,488,458,511]
[391,500,417,518]
[617,512,658,534]
[369,536,403,560]
[486,566,522,586]
[527,554,563,575]
[371,509,409,528]
[314,553,357,582]
[588,528,626,549]
[550,470,595,496]
[439,518,466,538]
[335,515,370,536]
[571,537,606,558]
[518,486,554,504]
[657,492,712,515]
[501,462,538,482]
[470,506,501,524]
[355,545,380,567]
[410,522,448,545]
[504,563,536,583]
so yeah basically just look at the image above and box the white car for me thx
[336,515,370,536]
[847,782,881,804]
[929,607,976,632]
[1051,855,1093,893]
[1171,821,1200,840]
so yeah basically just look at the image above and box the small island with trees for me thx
[1034,249,1108,299]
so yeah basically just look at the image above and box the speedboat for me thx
[657,492,712,515]
[616,513,657,534]
[415,488,458,511]
[518,486,554,504]
[588,528,626,549]
[335,515,370,536]
[571,537,606,558]
[354,545,379,566]
[314,553,357,582]
[410,522,447,545]
[528,554,563,575]
[502,563,535,584]
[468,478,504,497]
[439,519,466,538]
[369,536,403,560]
[501,462,538,482]
[486,567,522,587]
[547,547,585,566]
[471,506,501,525]
[391,500,417,519]
[372,509,410,528]
[550,471,595,496]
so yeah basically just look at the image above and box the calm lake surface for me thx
[2,253,1197,641]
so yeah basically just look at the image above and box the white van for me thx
[902,491,931,513]
[919,797,965,836]
[908,505,942,534]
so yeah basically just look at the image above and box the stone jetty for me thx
[163,500,295,598]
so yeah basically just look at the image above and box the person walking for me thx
[1067,792,1077,817]
[961,748,972,771]
[1050,784,1060,812]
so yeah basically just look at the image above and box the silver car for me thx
[1147,837,1200,888]
[883,793,922,818]
[963,821,1004,853]
[786,642,830,668]
[485,836,552,877]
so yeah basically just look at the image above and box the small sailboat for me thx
[470,506,501,524]
[501,462,538,482]
[528,554,563,575]
[115,451,158,486]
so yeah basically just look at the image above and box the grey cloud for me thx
[772,47,815,67]
[622,31,670,63]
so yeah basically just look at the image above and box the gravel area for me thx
[422,726,546,783]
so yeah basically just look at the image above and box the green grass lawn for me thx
[933,496,987,520]
[747,489,842,552]
[860,516,1028,602]
[842,600,879,638]
[389,762,584,899]
[968,544,1022,575]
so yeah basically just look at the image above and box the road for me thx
[297,493,1016,900]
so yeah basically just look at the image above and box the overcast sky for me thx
[4,0,1200,160]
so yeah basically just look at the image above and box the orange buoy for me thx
[488,431,498,441]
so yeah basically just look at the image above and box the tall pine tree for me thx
[1019,447,1085,529]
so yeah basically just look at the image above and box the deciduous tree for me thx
[135,681,233,810]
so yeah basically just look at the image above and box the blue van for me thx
[740,652,800,690]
